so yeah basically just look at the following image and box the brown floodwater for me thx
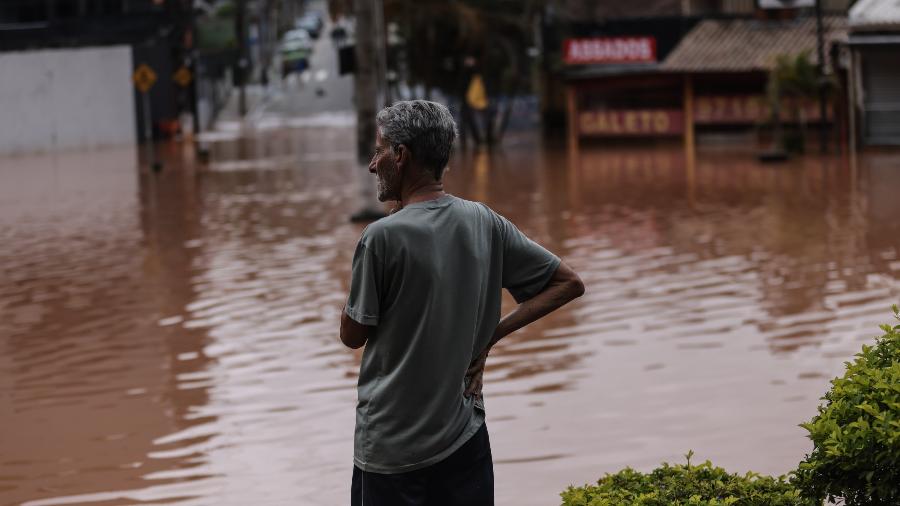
[2,123,899,506]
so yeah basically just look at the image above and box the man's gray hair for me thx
[376,100,458,181]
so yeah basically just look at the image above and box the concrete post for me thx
[565,85,578,154]
[350,0,387,222]
[683,75,696,206]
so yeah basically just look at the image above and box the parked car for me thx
[305,10,325,28]
[280,30,312,77]
[294,13,323,39]
[281,28,313,50]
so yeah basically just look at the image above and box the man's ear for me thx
[394,144,408,170]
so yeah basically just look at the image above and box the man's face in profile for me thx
[370,130,401,202]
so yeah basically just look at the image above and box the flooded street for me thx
[2,124,899,506]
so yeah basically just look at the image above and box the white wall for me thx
[0,46,136,155]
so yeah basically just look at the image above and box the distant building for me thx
[661,15,847,150]
[845,0,900,146]
[0,0,293,149]
[0,0,197,144]
[545,0,853,148]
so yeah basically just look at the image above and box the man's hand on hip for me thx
[464,349,488,398]
[463,261,585,400]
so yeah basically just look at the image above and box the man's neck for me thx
[399,179,445,208]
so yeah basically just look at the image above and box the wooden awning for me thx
[661,16,847,74]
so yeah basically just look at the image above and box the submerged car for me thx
[281,29,313,50]
[280,31,312,76]
[294,13,323,39]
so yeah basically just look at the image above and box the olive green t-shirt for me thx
[345,194,561,474]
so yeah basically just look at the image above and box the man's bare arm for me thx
[465,261,584,396]
[340,310,373,349]
[492,261,584,348]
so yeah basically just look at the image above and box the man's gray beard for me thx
[376,175,390,202]
[376,172,398,202]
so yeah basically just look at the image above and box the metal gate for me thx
[862,48,900,145]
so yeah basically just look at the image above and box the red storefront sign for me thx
[694,95,829,124]
[578,109,684,137]
[564,37,657,65]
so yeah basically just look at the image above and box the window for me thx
[94,0,125,15]
[0,0,50,23]
[686,0,754,15]
[53,0,81,19]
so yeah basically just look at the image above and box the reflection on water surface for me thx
[1,131,898,506]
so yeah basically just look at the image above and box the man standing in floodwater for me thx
[340,100,585,506]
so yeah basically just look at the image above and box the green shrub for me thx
[795,305,900,505]
[560,451,813,506]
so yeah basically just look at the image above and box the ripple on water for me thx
[3,138,900,506]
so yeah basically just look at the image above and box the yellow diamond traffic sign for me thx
[173,66,193,87]
[133,64,157,93]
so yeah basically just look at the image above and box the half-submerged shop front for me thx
[565,16,848,149]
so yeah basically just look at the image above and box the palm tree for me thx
[768,52,832,154]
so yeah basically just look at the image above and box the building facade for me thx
[0,0,198,145]
[546,0,853,149]
[0,0,295,148]
[846,0,900,146]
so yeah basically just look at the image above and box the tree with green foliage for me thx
[562,307,900,506]
[795,305,900,506]
[767,52,834,154]
[331,0,545,146]
[560,450,812,506]
[391,0,546,146]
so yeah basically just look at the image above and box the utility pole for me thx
[354,0,378,170]
[236,0,247,116]
[815,0,828,154]
[188,0,200,135]
[373,0,389,106]
[350,0,387,222]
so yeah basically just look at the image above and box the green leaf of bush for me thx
[561,307,900,506]
[560,453,813,506]
[793,307,900,505]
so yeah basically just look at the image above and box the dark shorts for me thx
[351,422,494,506]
